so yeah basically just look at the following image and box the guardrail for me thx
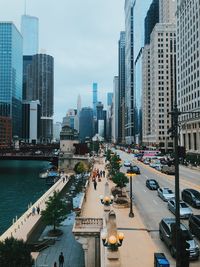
[0,177,70,242]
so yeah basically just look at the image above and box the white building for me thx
[177,0,200,154]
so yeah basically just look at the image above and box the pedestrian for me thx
[93,179,97,190]
[58,252,64,267]
[54,262,57,267]
[32,206,36,216]
[103,170,105,178]
[37,206,40,215]
[100,170,103,177]
[62,176,65,183]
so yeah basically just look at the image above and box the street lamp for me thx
[100,195,114,206]
[101,231,124,251]
[126,169,136,218]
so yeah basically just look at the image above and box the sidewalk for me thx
[82,157,158,267]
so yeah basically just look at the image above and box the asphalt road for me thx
[116,150,200,266]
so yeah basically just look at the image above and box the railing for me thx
[74,218,103,228]
[0,176,70,241]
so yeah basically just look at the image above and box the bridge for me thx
[0,154,58,164]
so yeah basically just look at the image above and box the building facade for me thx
[26,54,54,142]
[0,116,12,148]
[177,0,200,154]
[112,76,119,143]
[21,15,39,55]
[22,100,41,143]
[79,107,94,142]
[92,83,98,118]
[0,22,23,138]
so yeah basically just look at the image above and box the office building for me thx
[118,31,126,144]
[107,93,113,106]
[112,76,119,143]
[21,15,39,55]
[22,100,41,143]
[79,107,94,142]
[62,109,77,129]
[26,54,54,142]
[159,0,176,23]
[0,116,12,148]
[0,22,23,137]
[23,55,33,100]
[177,0,200,154]
[92,83,98,117]
[53,122,62,142]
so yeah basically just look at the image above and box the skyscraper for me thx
[107,93,113,106]
[21,15,39,55]
[26,54,54,142]
[0,22,23,137]
[112,76,119,143]
[92,82,98,117]
[79,107,94,142]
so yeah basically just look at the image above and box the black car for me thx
[159,218,199,260]
[182,189,200,208]
[146,179,159,190]
[189,215,200,240]
[131,165,141,174]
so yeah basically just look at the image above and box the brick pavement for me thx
[82,157,159,267]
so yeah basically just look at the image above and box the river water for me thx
[0,160,51,235]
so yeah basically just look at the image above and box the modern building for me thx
[21,14,39,55]
[79,107,94,142]
[112,76,119,143]
[22,100,41,143]
[75,94,82,132]
[118,31,126,144]
[177,0,200,154]
[0,116,12,148]
[53,122,62,142]
[107,93,113,106]
[159,0,176,23]
[62,109,77,130]
[106,94,113,142]
[26,54,54,143]
[0,22,23,138]
[23,55,33,100]
[92,82,98,117]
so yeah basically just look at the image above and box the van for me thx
[189,215,200,240]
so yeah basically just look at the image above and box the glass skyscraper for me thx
[0,22,23,137]
[21,15,39,55]
[92,82,98,117]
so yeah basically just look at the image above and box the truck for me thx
[161,164,175,175]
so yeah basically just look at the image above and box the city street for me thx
[116,150,200,266]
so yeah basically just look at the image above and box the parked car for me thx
[130,165,140,174]
[124,161,131,167]
[189,214,200,240]
[161,165,175,175]
[167,199,193,219]
[182,189,200,208]
[146,179,159,190]
[159,217,199,260]
[158,187,175,201]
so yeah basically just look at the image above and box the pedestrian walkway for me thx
[82,157,159,267]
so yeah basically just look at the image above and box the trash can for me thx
[154,253,170,267]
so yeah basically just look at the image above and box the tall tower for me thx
[92,83,98,117]
[0,22,23,137]
[21,14,39,55]
[26,54,54,142]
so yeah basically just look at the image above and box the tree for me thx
[41,191,68,233]
[109,153,121,177]
[112,172,129,189]
[0,237,33,267]
[74,161,88,174]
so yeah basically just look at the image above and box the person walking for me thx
[37,206,40,215]
[103,170,105,178]
[32,206,36,216]
[93,179,97,190]
[58,252,64,267]
[54,262,57,267]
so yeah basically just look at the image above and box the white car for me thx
[158,187,175,201]
[124,161,131,167]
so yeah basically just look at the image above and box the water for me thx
[0,160,51,235]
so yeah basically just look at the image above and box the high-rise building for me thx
[75,94,81,132]
[0,22,23,137]
[0,116,12,148]
[21,15,39,55]
[92,82,98,117]
[62,109,77,129]
[177,0,200,154]
[23,55,33,100]
[53,122,62,142]
[26,54,54,142]
[118,31,126,144]
[22,100,41,143]
[112,76,119,143]
[79,107,94,142]
[159,0,176,23]
[107,93,113,106]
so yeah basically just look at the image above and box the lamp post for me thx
[100,195,114,206]
[126,169,136,218]
[101,231,124,251]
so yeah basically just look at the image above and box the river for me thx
[0,160,51,235]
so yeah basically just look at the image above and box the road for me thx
[116,150,200,266]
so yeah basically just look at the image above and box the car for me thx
[161,165,175,175]
[146,179,159,190]
[159,218,199,260]
[182,189,200,208]
[130,165,140,174]
[124,161,131,167]
[167,199,193,219]
[189,214,200,240]
[157,187,175,201]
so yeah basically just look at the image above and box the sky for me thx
[0,0,125,122]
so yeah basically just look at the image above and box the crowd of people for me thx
[92,168,105,190]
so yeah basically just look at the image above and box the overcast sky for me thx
[0,0,124,122]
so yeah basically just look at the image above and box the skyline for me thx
[0,0,124,122]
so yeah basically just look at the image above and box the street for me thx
[116,150,200,266]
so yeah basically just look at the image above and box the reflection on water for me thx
[0,160,50,235]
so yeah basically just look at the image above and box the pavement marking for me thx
[153,199,158,205]
[145,175,149,179]
[143,189,147,193]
